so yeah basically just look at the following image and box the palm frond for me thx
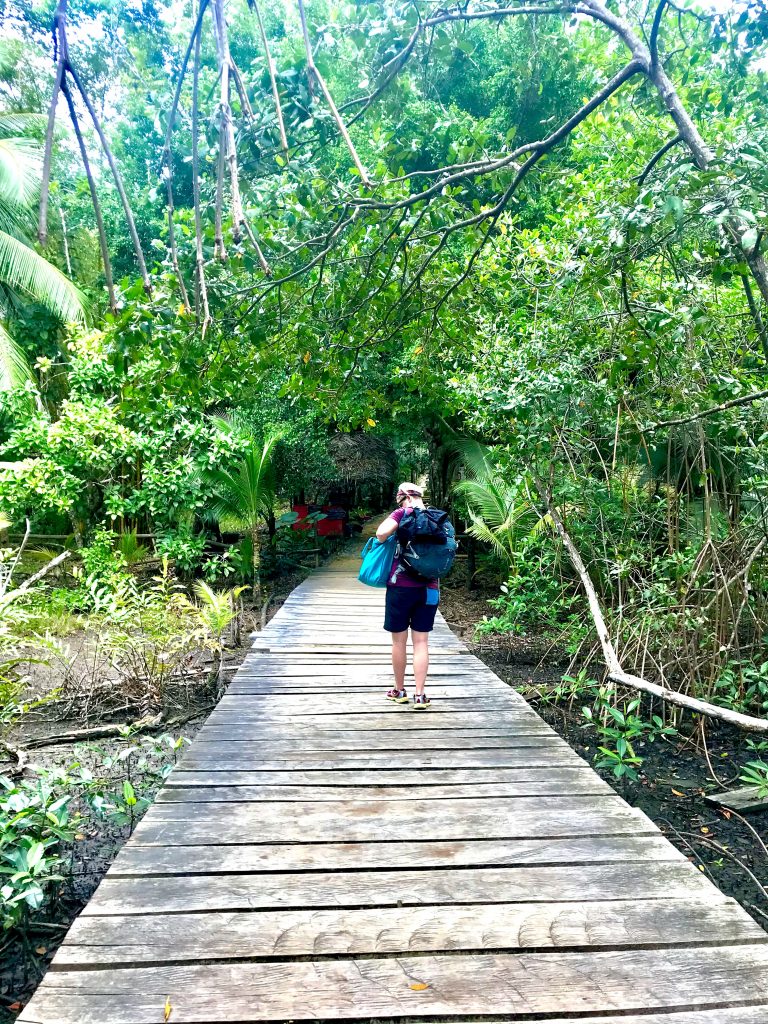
[0,317,32,390]
[0,113,49,139]
[464,508,515,561]
[0,231,84,322]
[0,190,35,237]
[0,137,41,208]
[204,433,283,529]
[450,438,495,481]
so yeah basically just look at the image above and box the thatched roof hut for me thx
[328,433,398,504]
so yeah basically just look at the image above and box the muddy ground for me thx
[439,581,768,935]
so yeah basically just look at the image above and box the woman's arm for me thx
[376,516,399,541]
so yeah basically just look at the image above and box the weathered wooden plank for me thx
[57,898,765,966]
[84,861,713,915]
[204,712,545,732]
[189,732,562,751]
[157,777,612,802]
[110,833,683,875]
[137,789,638,838]
[704,785,768,813]
[137,793,641,842]
[215,696,533,715]
[21,946,768,1024]
[162,765,612,789]
[179,748,584,769]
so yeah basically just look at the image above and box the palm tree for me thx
[452,440,540,571]
[204,432,282,606]
[0,112,84,390]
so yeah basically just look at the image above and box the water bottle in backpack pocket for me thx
[397,507,457,581]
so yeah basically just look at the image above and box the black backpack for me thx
[397,507,457,581]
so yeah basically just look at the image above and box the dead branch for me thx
[296,0,370,186]
[1,517,31,599]
[1,550,72,608]
[25,715,163,748]
[22,706,214,749]
[251,0,289,155]
[535,477,768,734]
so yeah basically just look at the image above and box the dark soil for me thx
[439,580,768,935]
[0,565,311,1022]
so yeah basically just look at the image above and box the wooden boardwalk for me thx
[20,547,768,1022]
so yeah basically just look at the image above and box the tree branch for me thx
[535,477,768,734]
[0,550,72,608]
[296,0,371,186]
[60,79,116,312]
[38,0,67,246]
[644,390,768,431]
[649,0,670,69]
[636,133,682,186]
[358,59,643,216]
[66,61,151,293]
[251,0,289,156]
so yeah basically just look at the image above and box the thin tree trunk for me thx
[296,0,370,186]
[164,145,191,311]
[60,80,116,312]
[66,62,152,293]
[191,26,211,329]
[38,0,67,246]
[252,0,289,156]
[211,0,244,243]
[251,527,262,606]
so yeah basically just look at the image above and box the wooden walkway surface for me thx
[20,546,768,1022]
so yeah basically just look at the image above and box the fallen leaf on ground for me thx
[410,982,429,991]
[164,996,172,1021]
[671,788,685,797]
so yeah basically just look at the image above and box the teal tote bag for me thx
[358,534,397,587]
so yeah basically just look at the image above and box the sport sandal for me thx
[386,688,409,704]
[412,693,431,710]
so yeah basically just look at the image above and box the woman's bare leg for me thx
[411,630,429,695]
[391,630,408,690]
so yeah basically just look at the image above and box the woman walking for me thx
[376,483,439,709]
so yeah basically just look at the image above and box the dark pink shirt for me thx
[387,508,439,588]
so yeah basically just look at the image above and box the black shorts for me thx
[384,586,438,633]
